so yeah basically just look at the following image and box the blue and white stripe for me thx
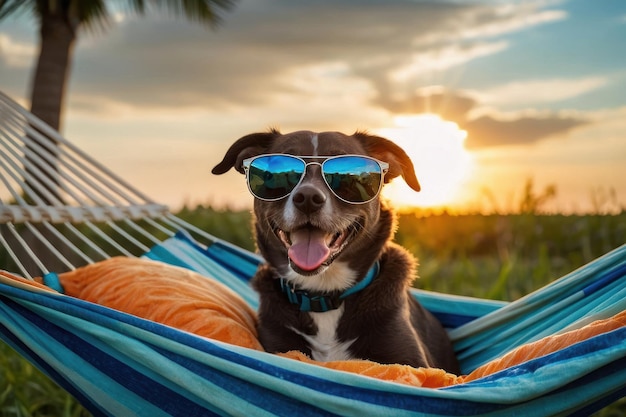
[1,238,625,416]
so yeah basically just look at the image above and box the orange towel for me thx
[464,309,626,382]
[1,270,57,292]
[279,350,463,387]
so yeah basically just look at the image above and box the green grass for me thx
[396,212,626,300]
[0,344,89,417]
[1,207,625,416]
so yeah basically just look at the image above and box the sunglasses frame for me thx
[242,154,389,204]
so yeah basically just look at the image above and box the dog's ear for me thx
[355,132,421,192]
[212,129,281,175]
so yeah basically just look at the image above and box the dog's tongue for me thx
[288,227,330,271]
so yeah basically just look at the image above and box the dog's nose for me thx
[292,184,327,214]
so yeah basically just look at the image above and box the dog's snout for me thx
[293,184,327,214]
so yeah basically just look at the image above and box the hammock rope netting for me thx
[0,91,624,416]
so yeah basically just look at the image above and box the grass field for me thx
[1,206,625,416]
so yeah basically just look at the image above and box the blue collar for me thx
[279,262,379,313]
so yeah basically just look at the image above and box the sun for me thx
[376,114,473,210]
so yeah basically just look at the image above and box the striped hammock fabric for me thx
[1,236,625,416]
[0,90,625,416]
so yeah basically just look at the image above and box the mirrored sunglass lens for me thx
[248,155,305,199]
[323,156,382,202]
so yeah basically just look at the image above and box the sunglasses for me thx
[242,154,389,204]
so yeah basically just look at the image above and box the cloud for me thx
[0,34,36,68]
[59,0,566,113]
[388,41,509,82]
[462,112,588,148]
[377,87,590,148]
[454,5,567,41]
[376,86,476,122]
[476,77,609,107]
[0,33,36,100]
[2,0,578,146]
[68,0,470,109]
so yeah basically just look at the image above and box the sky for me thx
[1,0,625,213]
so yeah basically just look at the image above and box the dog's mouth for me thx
[275,222,360,275]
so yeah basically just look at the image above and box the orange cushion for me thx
[57,257,263,351]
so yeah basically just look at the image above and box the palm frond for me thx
[69,0,112,34]
[0,0,38,20]
[1,0,237,30]
[149,0,237,27]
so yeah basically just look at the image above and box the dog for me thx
[212,129,459,373]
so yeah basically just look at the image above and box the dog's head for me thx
[212,129,420,291]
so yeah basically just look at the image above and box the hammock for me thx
[0,90,625,416]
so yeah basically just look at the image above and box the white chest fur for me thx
[291,305,356,361]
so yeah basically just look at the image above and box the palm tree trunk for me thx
[31,11,76,132]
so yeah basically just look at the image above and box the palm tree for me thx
[0,0,236,132]
[0,0,235,202]
[0,0,236,275]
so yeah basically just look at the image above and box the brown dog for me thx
[212,129,459,373]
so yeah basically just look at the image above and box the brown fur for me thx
[213,129,459,373]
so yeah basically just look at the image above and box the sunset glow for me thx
[378,114,473,209]
[2,0,624,213]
